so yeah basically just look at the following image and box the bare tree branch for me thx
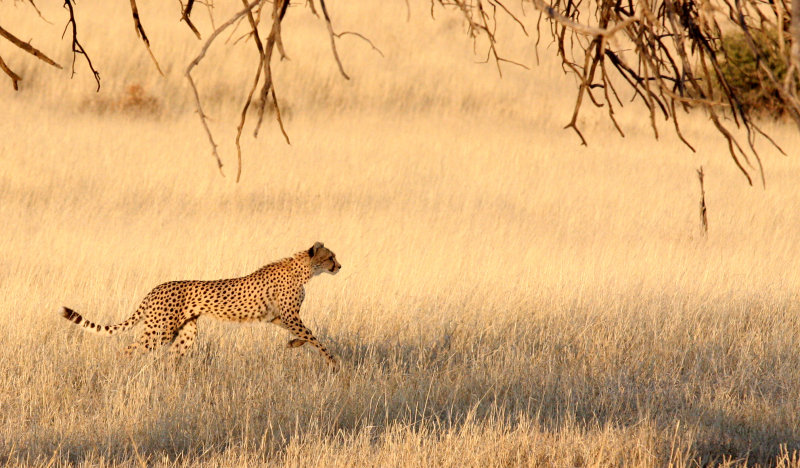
[276,0,290,58]
[186,0,262,176]
[129,0,150,46]
[437,0,795,184]
[319,0,350,79]
[26,0,52,24]
[235,58,263,183]
[306,0,318,17]
[334,31,385,57]
[128,0,164,75]
[0,55,21,90]
[183,0,362,180]
[187,72,223,175]
[0,25,62,69]
[181,0,202,39]
[271,84,291,145]
[253,0,287,138]
[5,0,797,184]
[63,0,100,92]
[235,0,274,182]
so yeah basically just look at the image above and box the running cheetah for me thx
[61,242,341,368]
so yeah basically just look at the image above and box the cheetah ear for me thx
[308,241,324,257]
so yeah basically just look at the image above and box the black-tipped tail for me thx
[61,306,83,325]
[60,305,140,336]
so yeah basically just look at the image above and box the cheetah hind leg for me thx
[169,318,198,358]
[125,333,155,355]
[125,326,177,356]
[125,342,141,355]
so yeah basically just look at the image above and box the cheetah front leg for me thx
[278,312,338,369]
[268,317,307,348]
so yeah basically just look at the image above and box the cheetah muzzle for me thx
[60,242,341,369]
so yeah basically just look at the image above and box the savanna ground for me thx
[2,0,800,466]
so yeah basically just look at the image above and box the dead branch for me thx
[5,0,797,185]
[129,0,150,46]
[235,59,263,183]
[253,0,286,139]
[307,0,318,17]
[334,31,385,57]
[0,55,21,90]
[697,166,708,236]
[128,0,164,75]
[319,0,350,79]
[184,0,361,180]
[26,0,52,24]
[204,0,217,30]
[63,0,100,91]
[235,0,273,182]
[187,72,223,175]
[186,0,262,176]
[249,0,286,139]
[276,0,290,58]
[181,0,202,39]
[0,25,62,69]
[436,0,796,184]
[271,84,291,145]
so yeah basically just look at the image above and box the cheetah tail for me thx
[60,306,142,336]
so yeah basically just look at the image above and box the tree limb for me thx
[63,0,100,91]
[319,0,350,79]
[128,0,164,75]
[186,0,262,176]
[0,25,62,69]
[181,0,202,39]
[0,55,21,90]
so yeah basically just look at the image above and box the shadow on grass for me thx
[6,317,800,466]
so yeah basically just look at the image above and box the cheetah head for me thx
[308,242,341,275]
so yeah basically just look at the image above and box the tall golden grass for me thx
[1,0,799,466]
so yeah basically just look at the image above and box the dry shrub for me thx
[718,29,794,118]
[79,83,160,116]
[116,84,160,114]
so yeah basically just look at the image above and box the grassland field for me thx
[1,0,800,466]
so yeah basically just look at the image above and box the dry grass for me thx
[1,1,800,466]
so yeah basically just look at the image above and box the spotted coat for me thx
[61,242,341,368]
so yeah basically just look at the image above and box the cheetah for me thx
[60,242,341,368]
